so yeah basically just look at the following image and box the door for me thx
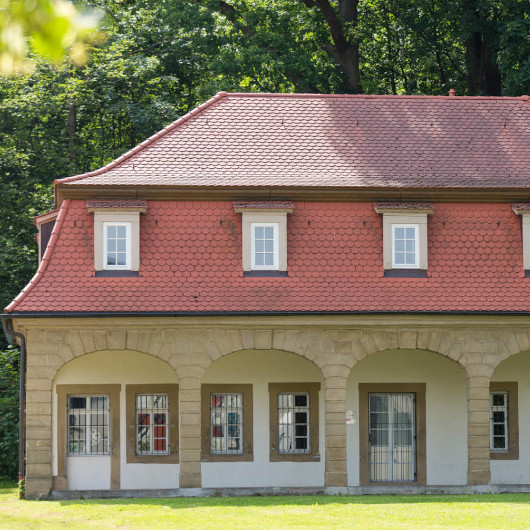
[369,393,416,482]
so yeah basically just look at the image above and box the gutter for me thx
[1,316,26,498]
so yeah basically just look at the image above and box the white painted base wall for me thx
[202,349,325,488]
[491,352,530,484]
[346,349,468,486]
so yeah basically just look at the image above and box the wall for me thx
[201,349,325,488]
[53,350,179,490]
[346,349,468,486]
[491,352,530,484]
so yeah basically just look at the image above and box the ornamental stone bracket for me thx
[18,320,530,497]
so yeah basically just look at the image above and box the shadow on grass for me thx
[2,482,530,509]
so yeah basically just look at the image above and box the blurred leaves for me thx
[0,0,102,75]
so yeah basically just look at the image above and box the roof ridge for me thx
[5,199,70,313]
[221,92,527,101]
[55,91,229,186]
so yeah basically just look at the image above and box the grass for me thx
[1,481,530,529]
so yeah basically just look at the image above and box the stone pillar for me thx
[466,371,492,485]
[178,371,203,488]
[323,374,348,487]
[24,333,64,498]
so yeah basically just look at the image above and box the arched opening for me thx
[53,350,179,491]
[201,348,324,488]
[490,349,530,485]
[346,348,467,487]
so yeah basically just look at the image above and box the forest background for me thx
[0,0,529,479]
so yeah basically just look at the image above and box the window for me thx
[87,200,146,274]
[56,384,121,491]
[490,382,518,460]
[251,223,279,270]
[359,383,426,485]
[67,395,109,455]
[125,384,178,464]
[210,393,243,454]
[373,202,433,277]
[392,224,419,268]
[233,201,293,276]
[268,383,320,462]
[103,222,131,270]
[136,394,169,455]
[201,384,253,462]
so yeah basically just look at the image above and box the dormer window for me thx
[233,201,294,277]
[87,200,147,277]
[374,202,433,278]
[103,222,131,269]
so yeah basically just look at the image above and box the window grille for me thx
[369,393,416,482]
[278,392,310,453]
[136,394,169,455]
[490,392,508,451]
[67,395,109,455]
[210,393,243,454]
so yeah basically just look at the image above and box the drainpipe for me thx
[1,316,26,498]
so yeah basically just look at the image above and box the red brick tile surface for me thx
[6,200,530,313]
[56,93,530,190]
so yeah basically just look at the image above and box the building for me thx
[3,91,530,499]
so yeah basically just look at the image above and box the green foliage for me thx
[0,348,19,480]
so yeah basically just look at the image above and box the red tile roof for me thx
[55,92,530,190]
[6,200,530,314]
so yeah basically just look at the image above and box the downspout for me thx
[1,316,26,498]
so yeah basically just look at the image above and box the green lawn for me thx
[1,482,530,529]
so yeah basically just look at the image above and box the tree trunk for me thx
[68,100,76,169]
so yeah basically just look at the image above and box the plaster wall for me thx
[53,350,179,490]
[201,349,325,488]
[346,349,467,486]
[491,351,530,484]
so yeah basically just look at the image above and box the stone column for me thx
[24,333,65,498]
[466,370,492,485]
[178,370,203,488]
[323,374,348,488]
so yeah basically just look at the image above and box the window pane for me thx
[107,225,116,238]
[394,252,405,264]
[264,253,274,266]
[117,225,126,238]
[405,253,416,265]
[117,239,126,252]
[255,239,264,252]
[405,240,415,252]
[255,226,264,239]
[406,228,415,239]
[67,395,109,456]
[265,239,274,252]
[264,226,274,239]
[394,227,404,239]
[492,394,506,406]
[107,239,116,252]
[395,240,405,252]
[255,254,264,266]
[277,392,310,454]
[117,253,127,266]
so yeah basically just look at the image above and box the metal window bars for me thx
[490,392,508,451]
[369,393,416,482]
[210,393,243,454]
[67,395,109,455]
[278,392,310,453]
[136,394,169,455]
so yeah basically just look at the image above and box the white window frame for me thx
[103,222,131,270]
[135,393,170,456]
[391,224,420,269]
[490,391,508,453]
[250,222,279,270]
[67,395,110,456]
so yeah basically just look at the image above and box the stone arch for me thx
[488,330,530,371]
[325,329,466,379]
